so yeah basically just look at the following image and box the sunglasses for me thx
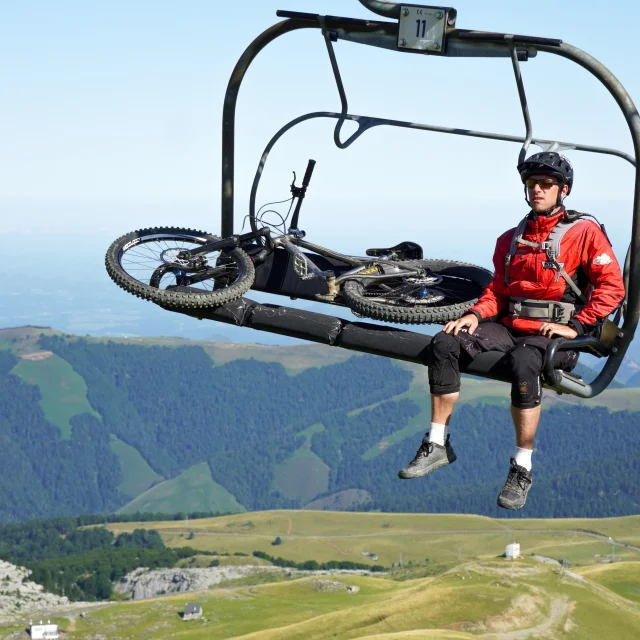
[525,178,560,189]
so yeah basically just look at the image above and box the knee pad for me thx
[510,346,543,409]
[426,332,461,395]
[426,332,460,365]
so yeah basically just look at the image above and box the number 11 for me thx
[416,19,426,38]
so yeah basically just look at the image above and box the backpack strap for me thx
[504,216,529,287]
[504,211,589,304]
[543,214,588,304]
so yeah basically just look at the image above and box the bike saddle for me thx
[365,241,423,261]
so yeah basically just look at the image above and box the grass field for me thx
[273,423,329,500]
[11,352,101,439]
[0,511,639,638]
[106,510,640,573]
[109,436,163,498]
[576,561,640,603]
[0,326,60,354]
[117,462,246,515]
[5,558,640,639]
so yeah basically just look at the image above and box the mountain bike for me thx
[105,161,492,324]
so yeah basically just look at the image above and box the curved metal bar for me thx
[319,17,351,149]
[534,42,640,397]
[249,112,378,228]
[544,337,611,387]
[357,0,402,19]
[249,111,636,229]
[508,38,533,164]
[221,18,315,237]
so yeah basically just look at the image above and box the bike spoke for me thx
[118,234,242,292]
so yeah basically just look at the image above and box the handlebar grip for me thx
[302,159,316,188]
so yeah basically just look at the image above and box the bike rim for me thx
[118,233,239,293]
[358,275,482,307]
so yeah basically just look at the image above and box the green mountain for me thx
[0,326,638,522]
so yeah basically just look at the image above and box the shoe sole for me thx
[398,454,457,480]
[497,496,527,510]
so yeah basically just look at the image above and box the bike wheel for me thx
[341,259,492,324]
[105,227,255,309]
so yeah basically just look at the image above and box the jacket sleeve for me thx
[468,231,511,322]
[570,221,625,332]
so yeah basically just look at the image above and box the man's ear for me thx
[561,184,569,199]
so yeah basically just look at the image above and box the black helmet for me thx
[517,151,574,194]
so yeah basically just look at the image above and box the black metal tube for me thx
[357,0,402,19]
[544,337,611,387]
[221,19,315,238]
[248,111,635,237]
[534,42,640,396]
[508,40,533,164]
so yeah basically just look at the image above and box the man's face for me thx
[526,173,569,213]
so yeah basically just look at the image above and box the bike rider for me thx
[398,152,626,509]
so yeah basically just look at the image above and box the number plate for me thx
[398,5,447,52]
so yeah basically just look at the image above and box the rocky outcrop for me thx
[115,565,284,600]
[0,560,70,620]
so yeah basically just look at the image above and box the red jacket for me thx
[468,209,625,335]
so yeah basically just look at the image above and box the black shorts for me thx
[426,322,578,409]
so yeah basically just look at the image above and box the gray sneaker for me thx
[398,433,457,479]
[497,458,533,510]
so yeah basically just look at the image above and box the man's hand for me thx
[538,323,578,339]
[444,314,479,336]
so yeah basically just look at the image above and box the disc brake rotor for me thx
[160,247,205,271]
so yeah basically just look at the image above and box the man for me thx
[398,151,625,510]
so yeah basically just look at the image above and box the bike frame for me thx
[182,225,425,294]
[214,4,640,399]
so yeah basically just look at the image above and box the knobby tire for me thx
[105,227,255,309]
[342,259,491,324]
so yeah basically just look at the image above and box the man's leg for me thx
[497,345,543,509]
[398,332,460,479]
[511,404,541,467]
[429,392,459,446]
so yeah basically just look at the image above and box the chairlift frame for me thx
[176,1,640,398]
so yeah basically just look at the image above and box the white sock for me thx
[428,423,447,446]
[514,446,533,471]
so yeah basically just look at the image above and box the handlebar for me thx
[290,159,316,230]
[301,159,316,187]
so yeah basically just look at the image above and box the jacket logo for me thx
[593,253,613,266]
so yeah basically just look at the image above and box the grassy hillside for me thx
[11,352,100,439]
[109,436,163,498]
[106,510,640,572]
[1,511,639,639]
[117,463,246,515]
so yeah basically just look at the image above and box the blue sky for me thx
[1,0,638,267]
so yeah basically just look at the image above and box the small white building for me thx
[506,542,521,560]
[29,621,59,639]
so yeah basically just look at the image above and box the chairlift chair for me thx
[164,1,640,398]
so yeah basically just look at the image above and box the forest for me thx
[0,514,209,601]
[0,335,638,521]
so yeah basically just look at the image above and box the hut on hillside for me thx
[183,602,202,621]
[29,621,59,639]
